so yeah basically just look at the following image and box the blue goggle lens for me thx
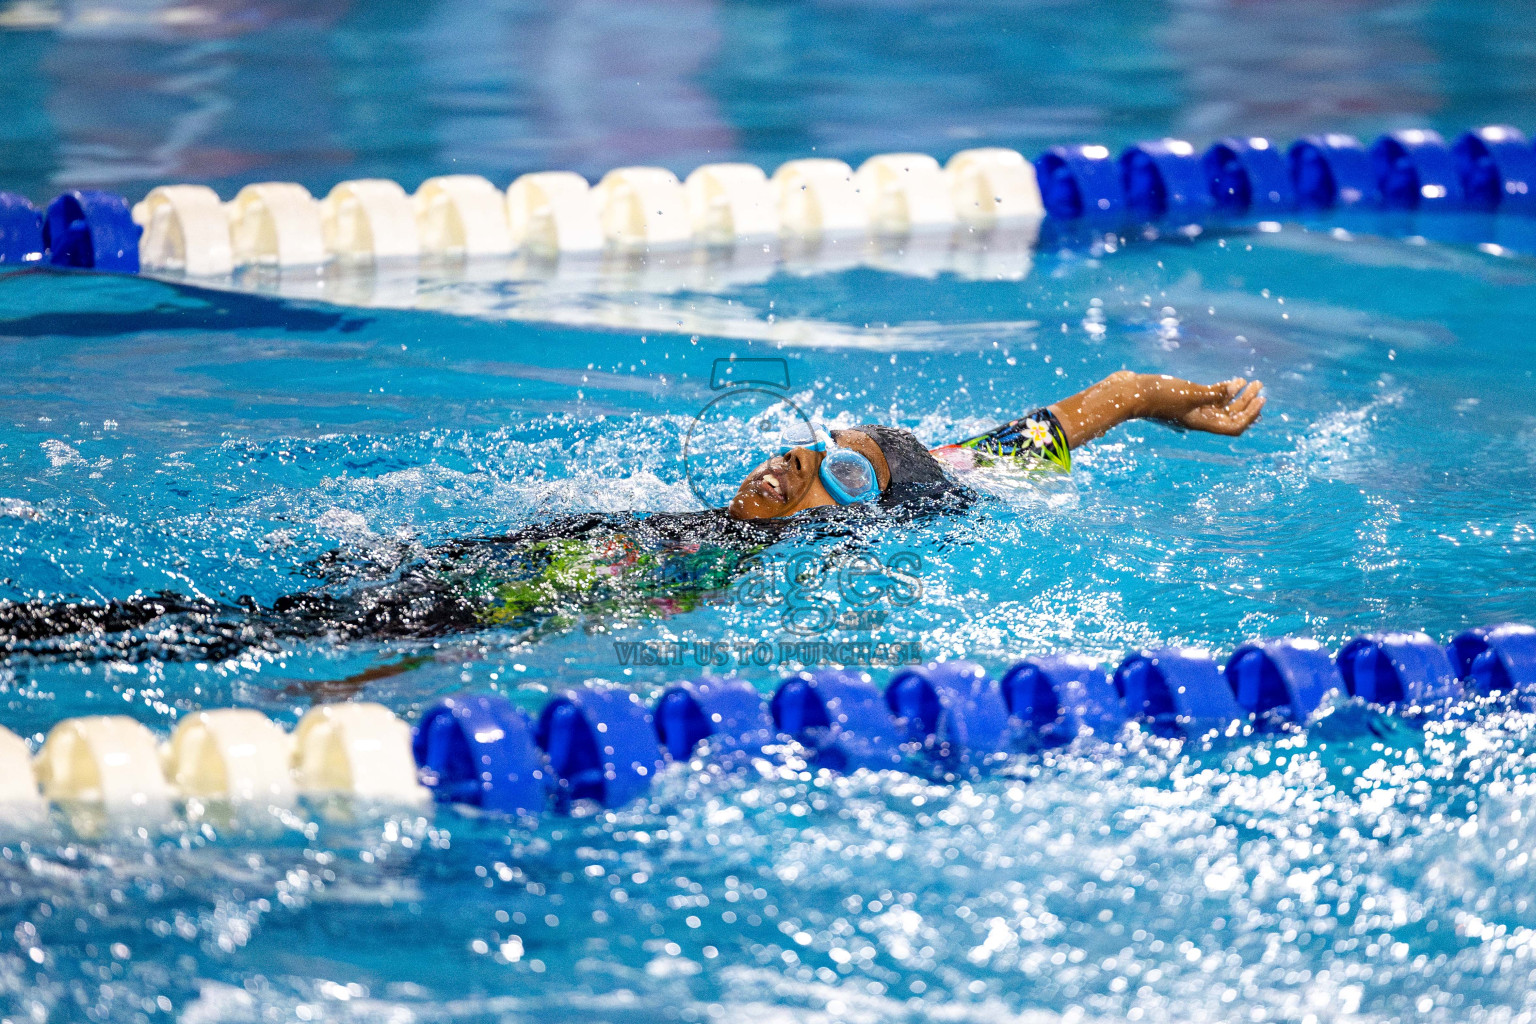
[821,448,879,503]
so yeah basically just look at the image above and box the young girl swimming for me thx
[0,371,1263,662]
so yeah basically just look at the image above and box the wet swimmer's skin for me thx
[728,370,1266,520]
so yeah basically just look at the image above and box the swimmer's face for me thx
[728,430,891,520]
[728,446,837,520]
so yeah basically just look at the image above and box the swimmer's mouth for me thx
[757,472,786,503]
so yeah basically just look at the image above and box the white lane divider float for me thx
[226,182,329,268]
[35,716,170,806]
[320,179,420,261]
[167,709,295,802]
[945,147,1045,227]
[771,158,869,238]
[506,171,604,254]
[292,702,429,803]
[136,148,1051,278]
[592,166,693,249]
[0,702,429,812]
[414,174,513,257]
[133,184,234,276]
[854,153,956,234]
[684,163,779,244]
[0,727,40,805]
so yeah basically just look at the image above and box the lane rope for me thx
[0,126,1531,274]
[0,623,1529,816]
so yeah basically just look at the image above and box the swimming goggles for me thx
[778,438,881,505]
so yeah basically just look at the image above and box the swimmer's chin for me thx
[727,495,785,521]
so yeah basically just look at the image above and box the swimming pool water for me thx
[1,218,1535,1021]
[4,0,1536,1021]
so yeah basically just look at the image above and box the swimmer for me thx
[0,371,1262,665]
[728,370,1265,518]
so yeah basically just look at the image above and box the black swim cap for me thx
[837,424,964,507]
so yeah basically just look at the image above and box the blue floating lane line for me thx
[1336,632,1462,707]
[771,668,903,773]
[1120,138,1215,223]
[1114,647,1246,737]
[413,694,547,815]
[0,193,43,264]
[1034,144,1125,221]
[885,660,1012,766]
[654,676,775,762]
[1448,623,1536,697]
[1224,638,1343,722]
[1202,137,1295,215]
[999,653,1126,745]
[1288,133,1381,210]
[1453,126,1536,213]
[1371,129,1464,210]
[43,190,140,271]
[535,687,663,809]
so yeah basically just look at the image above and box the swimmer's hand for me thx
[1167,377,1266,436]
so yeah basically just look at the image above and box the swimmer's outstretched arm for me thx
[1047,370,1265,447]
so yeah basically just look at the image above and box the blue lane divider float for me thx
[1336,631,1462,707]
[0,193,43,263]
[998,653,1126,746]
[1203,136,1295,215]
[42,190,140,271]
[655,676,775,762]
[1034,144,1125,221]
[414,693,547,815]
[1113,647,1245,737]
[885,660,1012,766]
[1371,129,1464,210]
[770,668,904,773]
[1224,637,1343,722]
[1288,133,1382,210]
[535,686,664,809]
[1453,126,1536,213]
[1448,623,1536,697]
[1120,138,1215,223]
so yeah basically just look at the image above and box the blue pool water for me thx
[3,2,1536,1022]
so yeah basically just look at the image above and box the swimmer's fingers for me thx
[1215,377,1249,404]
[1226,379,1263,413]
[1182,381,1265,435]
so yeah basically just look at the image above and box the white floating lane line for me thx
[320,179,420,261]
[684,163,779,244]
[35,716,170,806]
[292,702,429,803]
[592,166,693,249]
[414,174,513,257]
[226,182,329,268]
[771,158,869,238]
[507,171,604,254]
[133,184,234,276]
[167,709,295,803]
[945,147,1045,227]
[855,152,957,234]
